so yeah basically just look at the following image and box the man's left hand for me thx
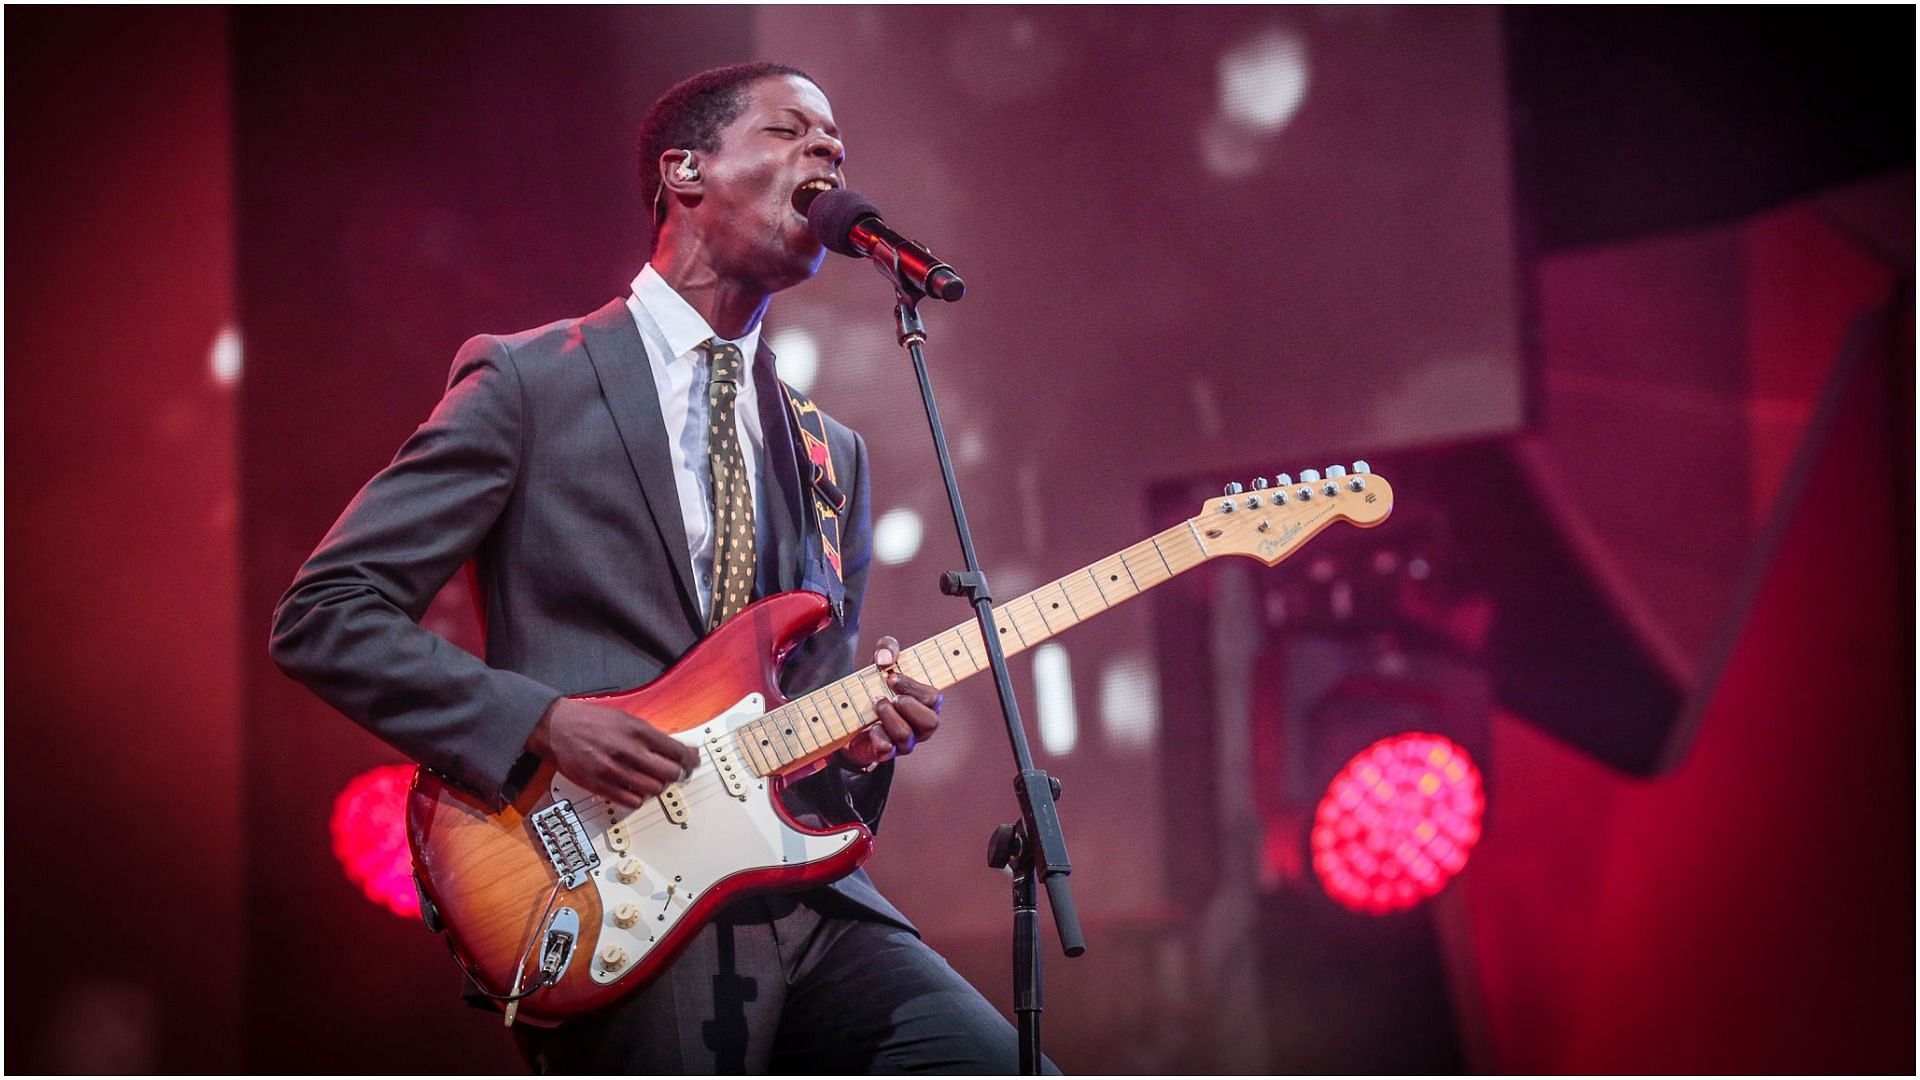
[841,635,941,771]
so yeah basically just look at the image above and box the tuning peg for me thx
[1352,460,1371,474]
[1327,465,1347,478]
[1275,473,1293,487]
[1251,477,1269,490]
[1223,482,1244,496]
[1301,469,1321,483]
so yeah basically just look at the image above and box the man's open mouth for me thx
[791,177,838,217]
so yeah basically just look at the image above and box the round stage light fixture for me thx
[1310,732,1483,914]
[330,764,420,919]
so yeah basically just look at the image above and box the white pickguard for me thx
[547,693,863,985]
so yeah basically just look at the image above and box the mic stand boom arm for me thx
[886,275,1086,1076]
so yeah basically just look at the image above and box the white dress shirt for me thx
[625,264,764,622]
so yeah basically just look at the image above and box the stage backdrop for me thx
[7,6,1908,1075]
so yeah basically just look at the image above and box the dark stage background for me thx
[6,6,1913,1074]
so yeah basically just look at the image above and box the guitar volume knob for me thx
[612,903,640,929]
[616,858,644,884]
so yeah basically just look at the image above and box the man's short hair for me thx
[637,62,820,238]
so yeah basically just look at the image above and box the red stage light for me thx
[1311,733,1484,914]
[329,764,420,919]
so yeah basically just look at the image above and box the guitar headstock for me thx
[1191,461,1394,566]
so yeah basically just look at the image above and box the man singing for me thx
[272,62,1039,1073]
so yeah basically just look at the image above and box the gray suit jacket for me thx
[271,297,910,930]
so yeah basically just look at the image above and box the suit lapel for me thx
[753,340,806,597]
[577,298,702,626]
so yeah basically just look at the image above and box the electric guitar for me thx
[407,463,1394,1024]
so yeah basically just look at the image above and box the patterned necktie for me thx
[704,339,755,630]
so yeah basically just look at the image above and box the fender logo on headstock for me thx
[1258,520,1305,557]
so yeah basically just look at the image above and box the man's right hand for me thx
[526,697,701,805]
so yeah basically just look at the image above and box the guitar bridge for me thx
[530,800,600,889]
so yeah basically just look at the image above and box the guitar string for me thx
[562,565,1175,782]
[567,717,865,830]
[564,670,943,830]
[544,529,1209,837]
[497,509,1357,901]
[555,574,1151,834]
[563,707,899,848]
[561,705,843,816]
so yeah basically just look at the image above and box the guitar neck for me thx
[732,519,1211,777]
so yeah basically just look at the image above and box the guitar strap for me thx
[780,381,848,621]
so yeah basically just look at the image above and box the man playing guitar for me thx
[272,62,1039,1073]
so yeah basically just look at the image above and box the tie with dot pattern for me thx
[704,339,755,630]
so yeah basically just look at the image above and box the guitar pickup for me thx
[606,821,631,854]
[658,783,688,825]
[706,735,750,799]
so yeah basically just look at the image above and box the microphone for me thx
[804,188,966,303]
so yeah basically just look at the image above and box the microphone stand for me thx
[883,275,1086,1074]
